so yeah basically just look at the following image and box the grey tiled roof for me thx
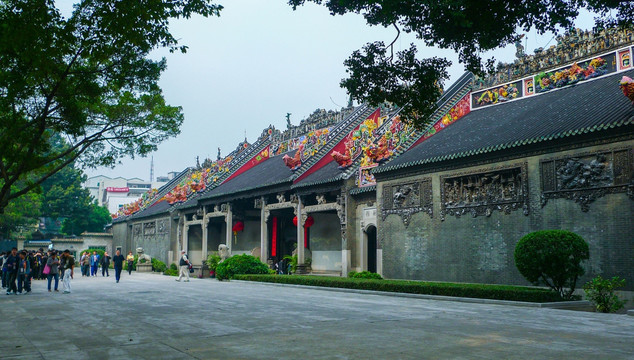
[376,69,634,174]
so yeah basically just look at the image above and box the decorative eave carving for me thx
[381,178,433,227]
[440,163,529,221]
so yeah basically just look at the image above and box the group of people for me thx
[1,247,140,296]
[1,247,74,294]
[79,250,135,282]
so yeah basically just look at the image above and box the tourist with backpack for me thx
[176,250,190,282]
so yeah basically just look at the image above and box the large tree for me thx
[61,202,111,236]
[288,0,634,126]
[0,0,222,214]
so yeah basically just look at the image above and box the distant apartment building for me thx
[84,173,176,213]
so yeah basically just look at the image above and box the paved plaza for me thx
[0,272,632,359]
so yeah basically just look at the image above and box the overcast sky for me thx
[75,1,594,181]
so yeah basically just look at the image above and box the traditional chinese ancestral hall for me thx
[111,28,634,291]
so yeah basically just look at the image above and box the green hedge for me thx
[232,275,568,303]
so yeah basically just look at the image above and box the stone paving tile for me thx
[1,272,632,359]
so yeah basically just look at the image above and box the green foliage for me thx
[0,186,41,238]
[0,0,222,214]
[348,271,382,280]
[514,230,589,300]
[205,252,222,271]
[233,275,567,303]
[151,258,167,273]
[62,203,112,236]
[163,263,179,276]
[288,0,634,127]
[283,254,312,273]
[40,147,92,220]
[341,42,450,126]
[215,254,271,281]
[583,276,626,313]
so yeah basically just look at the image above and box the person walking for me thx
[80,252,89,277]
[46,251,60,292]
[17,251,31,294]
[112,250,124,283]
[5,248,19,295]
[1,252,7,289]
[126,251,134,275]
[39,249,48,281]
[90,251,99,277]
[60,250,74,294]
[100,251,111,277]
[176,250,190,282]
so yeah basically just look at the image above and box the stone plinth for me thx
[136,263,152,273]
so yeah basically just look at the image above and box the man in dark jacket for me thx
[112,250,124,283]
[100,251,111,277]
[5,248,19,295]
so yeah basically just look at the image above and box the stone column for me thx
[296,197,305,266]
[225,204,232,253]
[260,198,268,262]
[202,215,208,263]
[183,224,189,254]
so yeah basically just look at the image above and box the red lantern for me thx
[232,221,244,233]
[232,221,244,245]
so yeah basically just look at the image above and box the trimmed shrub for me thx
[514,230,589,300]
[163,263,178,276]
[348,271,382,280]
[583,275,626,313]
[215,254,270,281]
[233,275,566,303]
[151,258,167,273]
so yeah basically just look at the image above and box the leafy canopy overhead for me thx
[0,0,222,214]
[289,0,634,127]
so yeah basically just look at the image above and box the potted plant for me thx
[206,252,221,278]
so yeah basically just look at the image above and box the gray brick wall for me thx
[378,140,634,290]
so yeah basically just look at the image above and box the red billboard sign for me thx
[106,187,129,192]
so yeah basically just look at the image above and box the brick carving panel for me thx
[440,163,529,220]
[541,148,633,211]
[143,221,156,236]
[381,178,432,226]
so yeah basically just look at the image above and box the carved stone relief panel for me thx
[541,148,633,211]
[440,163,529,220]
[133,224,142,237]
[143,221,156,236]
[156,219,168,234]
[381,178,433,226]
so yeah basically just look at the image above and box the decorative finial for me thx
[286,113,292,129]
